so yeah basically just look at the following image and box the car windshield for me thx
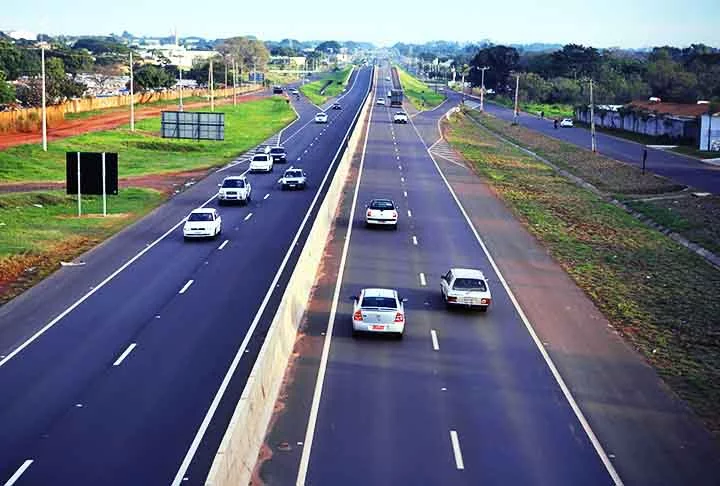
[222,179,244,188]
[370,200,394,210]
[396,112,406,116]
[286,171,303,178]
[188,213,213,222]
[361,296,397,309]
[270,147,285,154]
[453,278,487,291]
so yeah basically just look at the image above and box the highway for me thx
[296,66,615,485]
[469,94,720,194]
[0,67,373,485]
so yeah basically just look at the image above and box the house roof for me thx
[628,101,711,118]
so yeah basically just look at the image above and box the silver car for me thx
[351,288,406,338]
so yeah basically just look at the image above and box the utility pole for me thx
[178,60,184,112]
[233,59,237,106]
[479,66,489,111]
[209,59,214,112]
[590,79,597,152]
[129,51,135,131]
[513,74,520,125]
[41,45,47,152]
[224,60,228,90]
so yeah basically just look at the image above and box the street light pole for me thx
[590,79,597,152]
[479,66,489,111]
[233,59,237,106]
[513,74,520,125]
[41,46,47,152]
[209,59,214,112]
[178,62,184,111]
[129,51,135,131]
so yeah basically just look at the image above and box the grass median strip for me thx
[0,97,296,183]
[300,67,353,105]
[395,66,445,110]
[445,111,720,434]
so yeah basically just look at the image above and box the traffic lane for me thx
[431,128,720,484]
[0,70,372,484]
[306,149,456,486]
[405,163,612,485]
[481,101,720,193]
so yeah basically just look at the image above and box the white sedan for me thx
[365,198,398,229]
[376,98,386,106]
[351,288,406,338]
[393,112,408,124]
[560,118,574,127]
[183,208,222,240]
[314,112,328,123]
[440,268,492,311]
[249,153,273,173]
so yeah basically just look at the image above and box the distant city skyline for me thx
[3,0,719,49]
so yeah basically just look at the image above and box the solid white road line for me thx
[178,280,194,294]
[296,68,376,486]
[419,272,427,286]
[244,213,253,221]
[450,430,465,470]
[407,209,412,218]
[412,235,418,246]
[264,193,270,200]
[112,343,137,366]
[411,110,623,485]
[3,460,33,486]
[218,240,229,250]
[172,68,373,486]
[430,330,439,351]
[0,192,218,369]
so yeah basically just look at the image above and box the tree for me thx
[646,57,698,102]
[0,70,15,104]
[550,44,601,79]
[468,45,519,93]
[548,77,583,104]
[217,37,270,76]
[521,72,552,102]
[315,41,341,53]
[132,64,174,92]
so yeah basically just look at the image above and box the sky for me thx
[2,0,719,48]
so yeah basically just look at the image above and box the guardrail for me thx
[203,66,375,486]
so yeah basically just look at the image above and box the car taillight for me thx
[353,310,363,321]
[392,211,398,219]
[394,312,404,323]
[447,296,457,302]
[367,210,372,217]
[481,298,491,305]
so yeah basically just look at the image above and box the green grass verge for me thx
[300,67,353,105]
[491,96,573,119]
[445,111,720,434]
[0,188,164,304]
[394,66,445,110]
[0,97,296,183]
[670,145,720,160]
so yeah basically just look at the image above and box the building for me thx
[576,99,716,148]
[699,112,720,152]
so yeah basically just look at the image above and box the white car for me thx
[365,198,398,229]
[560,118,574,128]
[440,268,492,311]
[290,88,299,95]
[385,77,391,82]
[314,112,328,123]
[183,208,222,240]
[249,153,273,173]
[351,288,406,338]
[217,175,251,205]
[278,167,307,190]
[393,112,408,124]
[376,98,386,106]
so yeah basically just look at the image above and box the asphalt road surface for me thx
[467,93,720,194]
[0,67,373,485]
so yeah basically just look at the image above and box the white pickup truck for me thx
[218,175,252,205]
[278,167,307,190]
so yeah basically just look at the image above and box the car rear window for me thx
[270,147,285,154]
[286,171,303,178]
[222,179,245,188]
[361,296,397,309]
[253,154,269,161]
[453,278,487,291]
[370,200,394,210]
[188,213,213,222]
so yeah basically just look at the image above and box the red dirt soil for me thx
[0,90,265,150]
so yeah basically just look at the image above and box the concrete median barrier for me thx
[204,67,375,486]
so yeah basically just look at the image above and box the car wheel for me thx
[218,200,224,206]
[352,329,360,338]
[392,223,398,231]
[479,306,488,313]
[396,332,404,340]
[183,236,189,242]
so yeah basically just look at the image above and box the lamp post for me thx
[129,51,135,131]
[589,78,597,152]
[209,59,214,112]
[40,45,47,151]
[479,66,489,111]
[512,73,520,125]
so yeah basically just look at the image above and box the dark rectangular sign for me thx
[161,111,225,141]
[66,152,119,195]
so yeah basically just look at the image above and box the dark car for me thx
[331,103,342,110]
[272,85,283,94]
[268,146,287,163]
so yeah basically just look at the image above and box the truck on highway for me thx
[390,89,403,107]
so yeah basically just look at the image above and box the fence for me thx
[0,85,261,134]
[575,107,699,144]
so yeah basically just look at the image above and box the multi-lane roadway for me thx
[0,67,373,485]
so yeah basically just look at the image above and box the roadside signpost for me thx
[66,152,119,216]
